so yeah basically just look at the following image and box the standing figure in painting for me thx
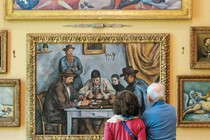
[183,88,210,117]
[79,69,116,134]
[43,70,79,134]
[104,90,146,140]
[141,82,176,140]
[111,74,125,93]
[199,37,210,59]
[120,66,149,115]
[59,44,83,91]
[42,43,49,52]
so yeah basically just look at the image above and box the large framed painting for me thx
[26,33,169,139]
[0,79,20,127]
[190,26,210,69]
[0,30,7,73]
[177,75,210,127]
[5,0,191,19]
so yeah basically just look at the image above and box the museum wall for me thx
[0,0,210,139]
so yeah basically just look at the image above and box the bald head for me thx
[147,83,165,103]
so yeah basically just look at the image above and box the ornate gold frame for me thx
[0,30,7,73]
[0,79,20,127]
[26,33,169,139]
[190,26,210,69]
[177,75,210,127]
[5,0,192,19]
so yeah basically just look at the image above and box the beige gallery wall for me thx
[0,0,210,140]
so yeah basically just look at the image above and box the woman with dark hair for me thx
[104,90,146,140]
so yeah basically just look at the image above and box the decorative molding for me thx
[63,23,132,28]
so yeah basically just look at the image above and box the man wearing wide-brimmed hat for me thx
[120,66,150,116]
[59,44,83,91]
[43,69,80,134]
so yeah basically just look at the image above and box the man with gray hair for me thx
[141,82,176,140]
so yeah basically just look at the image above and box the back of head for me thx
[113,90,140,117]
[147,83,165,103]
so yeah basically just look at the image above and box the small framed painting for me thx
[83,43,106,54]
[190,26,210,69]
[0,30,7,73]
[177,75,210,127]
[0,79,20,127]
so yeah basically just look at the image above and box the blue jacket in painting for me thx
[59,55,83,91]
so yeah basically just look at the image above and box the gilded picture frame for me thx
[0,30,7,73]
[177,75,210,128]
[26,33,169,139]
[0,79,20,127]
[190,26,210,69]
[5,0,191,19]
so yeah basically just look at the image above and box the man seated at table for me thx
[43,69,79,134]
[79,69,116,134]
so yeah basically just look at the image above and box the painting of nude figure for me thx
[26,33,169,139]
[5,0,191,19]
[177,75,210,128]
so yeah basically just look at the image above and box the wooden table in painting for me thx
[64,108,113,134]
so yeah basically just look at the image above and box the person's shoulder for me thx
[141,108,156,117]
[131,118,145,126]
[134,82,147,91]
[118,84,125,89]
[101,77,109,82]
[133,118,144,123]
[106,116,121,124]
[166,103,176,110]
[59,56,67,60]
[119,83,124,87]
[142,108,153,114]
[73,55,80,60]
[136,79,148,87]
[84,79,92,84]
[55,79,63,86]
